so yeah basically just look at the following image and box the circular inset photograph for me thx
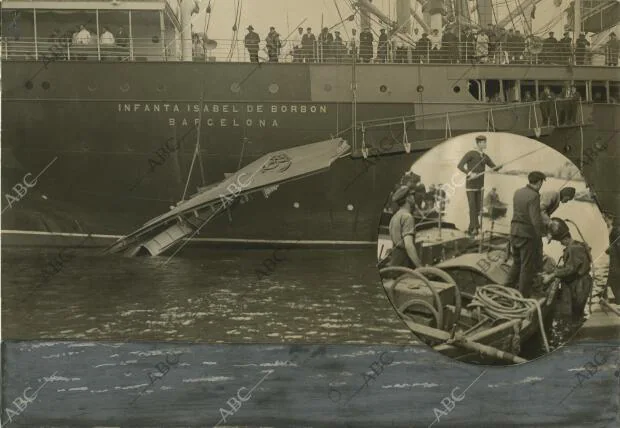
[377,132,613,366]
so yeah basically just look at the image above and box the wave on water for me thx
[487,376,544,388]
[182,376,233,383]
[382,382,439,389]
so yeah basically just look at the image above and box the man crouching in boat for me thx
[389,186,423,269]
[541,218,593,330]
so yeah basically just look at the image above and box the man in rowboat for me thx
[457,135,502,237]
[388,186,423,269]
[540,187,576,230]
[541,218,593,326]
[506,171,547,298]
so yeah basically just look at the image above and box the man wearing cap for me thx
[302,27,316,63]
[575,33,589,65]
[542,31,558,63]
[541,218,593,324]
[457,135,501,236]
[540,187,576,229]
[318,27,334,62]
[506,171,547,298]
[388,186,423,269]
[377,29,388,63]
[244,25,260,63]
[559,32,572,64]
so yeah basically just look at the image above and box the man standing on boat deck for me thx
[457,135,501,237]
[244,25,260,63]
[541,218,593,326]
[507,171,547,298]
[540,187,576,230]
[389,186,423,269]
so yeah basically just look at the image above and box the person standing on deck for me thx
[291,27,303,62]
[265,27,281,62]
[605,32,619,66]
[388,186,423,269]
[506,171,547,298]
[377,29,389,63]
[359,27,374,63]
[540,86,554,125]
[301,27,316,63]
[542,218,593,329]
[244,25,260,63]
[575,33,589,65]
[457,135,501,237]
[540,187,576,230]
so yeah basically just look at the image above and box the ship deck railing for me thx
[1,38,618,67]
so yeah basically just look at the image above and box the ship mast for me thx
[573,0,581,37]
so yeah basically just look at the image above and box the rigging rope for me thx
[468,284,550,352]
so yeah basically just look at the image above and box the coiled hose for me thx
[468,284,550,353]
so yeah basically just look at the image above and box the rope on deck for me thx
[468,284,550,353]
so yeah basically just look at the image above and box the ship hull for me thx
[2,62,619,246]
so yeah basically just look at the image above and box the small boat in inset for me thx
[378,221,557,365]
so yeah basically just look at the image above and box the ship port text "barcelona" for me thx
[117,103,328,128]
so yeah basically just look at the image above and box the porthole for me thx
[120,83,130,92]
[416,85,424,93]
[87,83,98,92]
[293,202,300,208]
[156,83,167,93]
[41,81,50,90]
[380,85,388,93]
[324,83,332,92]
[268,83,279,94]
[230,82,241,93]
[25,80,33,90]
[453,86,461,93]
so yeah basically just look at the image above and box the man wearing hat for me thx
[377,28,389,63]
[265,26,281,62]
[575,33,589,65]
[559,32,572,64]
[457,135,501,237]
[244,25,260,63]
[388,186,423,268]
[301,27,316,63]
[333,30,345,62]
[540,187,576,229]
[506,171,547,298]
[359,26,374,63]
[541,218,593,324]
[542,31,558,63]
[318,27,334,62]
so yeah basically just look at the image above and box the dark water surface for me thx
[2,247,413,344]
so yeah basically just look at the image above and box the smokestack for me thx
[396,0,411,34]
[360,0,372,30]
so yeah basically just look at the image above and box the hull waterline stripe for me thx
[0,230,374,246]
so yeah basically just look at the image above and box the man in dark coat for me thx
[605,32,619,66]
[417,32,431,63]
[542,31,558,63]
[575,33,589,65]
[333,31,345,63]
[442,27,459,63]
[540,86,554,125]
[506,171,547,298]
[318,27,333,62]
[377,28,388,62]
[559,32,572,64]
[244,25,260,63]
[542,218,593,326]
[359,27,374,63]
[265,26,281,62]
[301,27,316,63]
[457,135,501,236]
